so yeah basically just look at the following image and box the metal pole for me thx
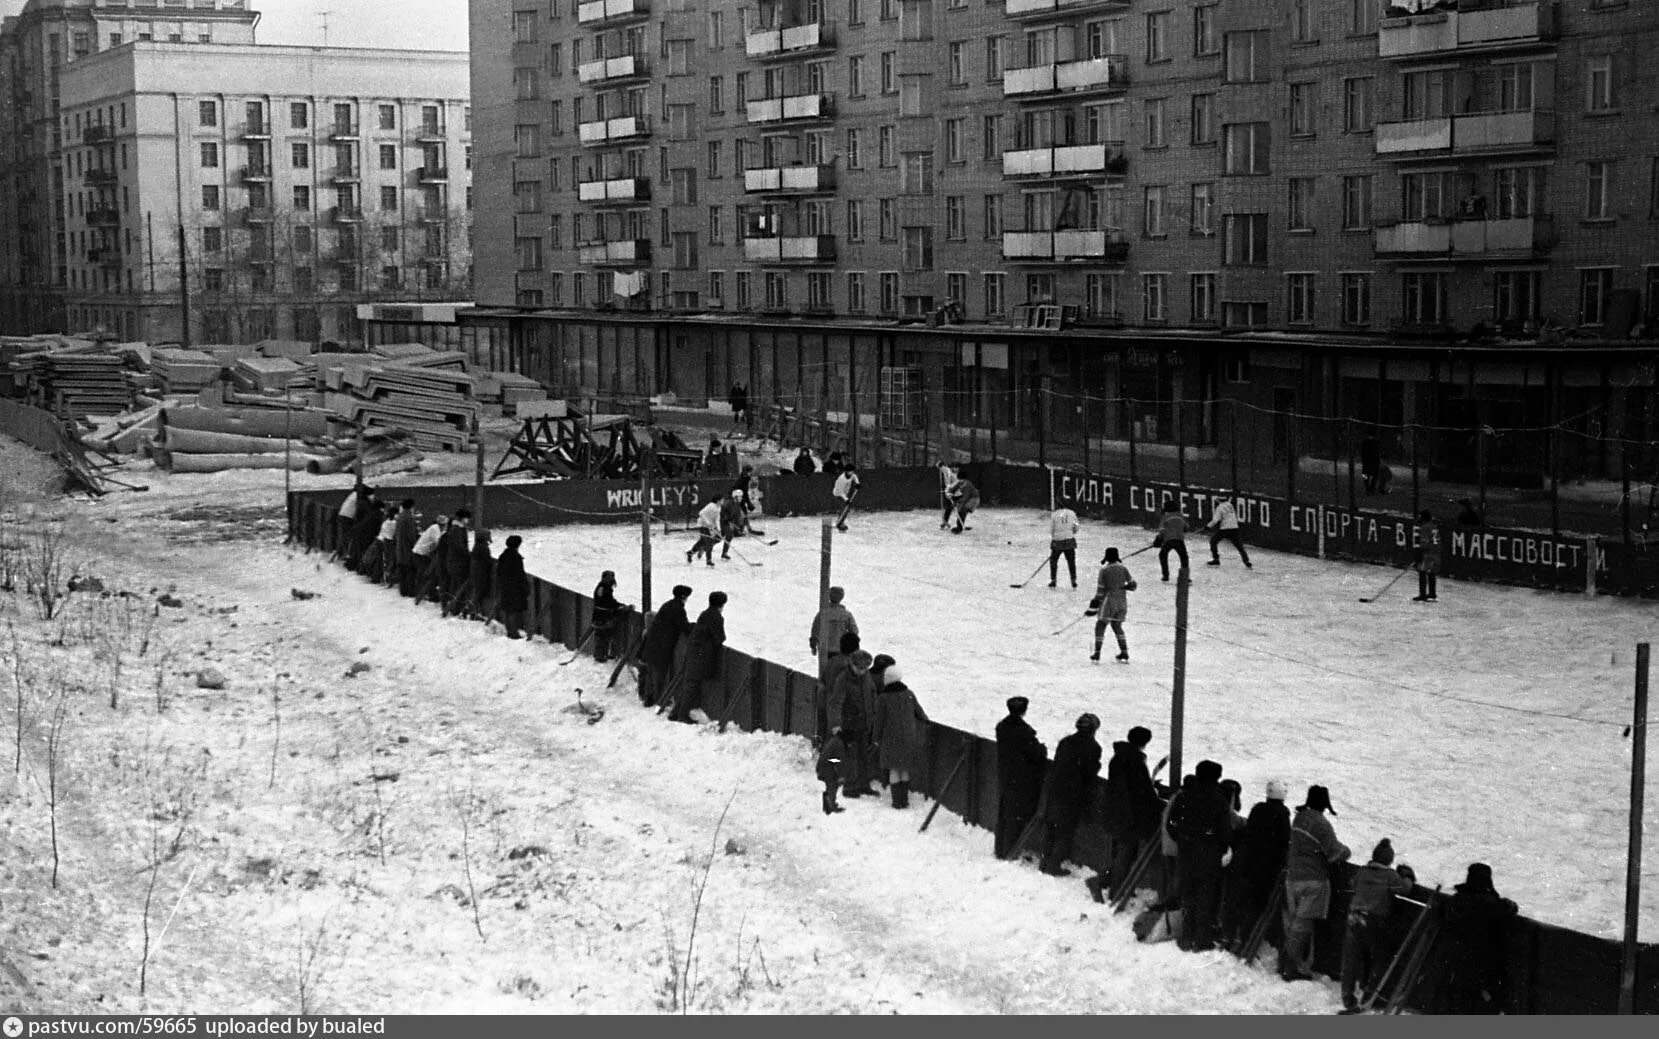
[1229,399,1239,492]
[1347,416,1357,513]
[1037,378,1046,470]
[1170,565,1190,786]
[283,382,293,500]
[1549,363,1561,539]
[640,446,653,615]
[1127,396,1138,483]
[817,517,833,742]
[473,415,485,528]
[1619,642,1649,1015]
[176,222,191,348]
[1176,386,1187,491]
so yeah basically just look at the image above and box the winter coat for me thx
[949,480,980,512]
[1234,799,1291,884]
[640,597,691,670]
[1049,508,1080,541]
[808,602,859,656]
[995,713,1047,805]
[873,681,928,772]
[697,501,722,532]
[793,452,817,475]
[1042,730,1102,825]
[349,505,383,553]
[833,471,860,501]
[1286,807,1350,886]
[468,542,493,600]
[412,522,443,558]
[591,582,625,630]
[1156,513,1187,543]
[377,515,397,542]
[817,735,849,785]
[827,665,876,734]
[439,526,470,581]
[1349,862,1414,920]
[1101,741,1163,840]
[682,606,727,684]
[1166,776,1233,874]
[493,547,528,612]
[394,511,419,565]
[1092,563,1136,618]
[719,496,746,535]
[1438,883,1519,1003]
[823,457,843,478]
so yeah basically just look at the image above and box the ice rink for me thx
[516,504,1659,938]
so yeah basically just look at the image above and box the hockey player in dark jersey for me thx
[1087,547,1138,662]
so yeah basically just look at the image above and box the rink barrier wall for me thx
[286,486,1659,1014]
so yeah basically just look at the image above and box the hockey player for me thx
[947,476,980,534]
[1153,498,1190,582]
[833,465,861,532]
[937,462,959,529]
[1048,505,1080,587]
[1087,547,1137,662]
[718,490,748,560]
[1413,509,1440,602]
[1204,497,1252,569]
[687,498,722,567]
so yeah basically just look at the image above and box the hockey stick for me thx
[1359,565,1414,603]
[1050,611,1092,637]
[1237,870,1288,964]
[654,670,687,714]
[1010,557,1051,588]
[557,627,594,665]
[727,544,764,567]
[606,630,644,688]
[1360,888,1437,1012]
[716,674,753,733]
[1109,837,1163,914]
[744,529,779,547]
[919,749,972,833]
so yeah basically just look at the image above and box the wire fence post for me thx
[1619,642,1648,1015]
[1037,380,1046,470]
[1410,421,1421,519]
[1346,416,1357,513]
[1229,398,1239,493]
[1127,396,1138,484]
[1176,394,1187,491]
[1170,565,1190,786]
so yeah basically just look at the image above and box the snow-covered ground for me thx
[514,506,1659,941]
[0,437,1343,1014]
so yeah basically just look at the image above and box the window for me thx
[947,273,967,309]
[984,273,1005,317]
[707,140,722,178]
[707,271,724,308]
[381,265,402,290]
[1146,11,1169,62]
[983,195,1003,238]
[1190,93,1216,145]
[902,153,934,194]
[848,56,864,96]
[673,232,699,270]
[198,100,217,127]
[1143,98,1166,148]
[902,227,934,271]
[1143,185,1165,236]
[515,124,541,157]
[1190,183,1214,234]
[735,271,751,309]
[1343,78,1374,132]
[1287,274,1315,323]
[290,102,308,129]
[847,200,865,240]
[380,227,399,251]
[1142,274,1167,321]
[881,51,897,94]
[1223,213,1268,265]
[949,42,966,85]
[1083,273,1115,317]
[200,142,219,168]
[548,42,563,76]
[1289,83,1315,137]
[671,167,697,204]
[983,115,1002,161]
[204,269,224,293]
[1341,273,1371,325]
[945,119,964,163]
[1586,162,1612,219]
[1494,271,1541,324]
[846,129,863,168]
[735,72,749,103]
[1289,178,1315,231]
[986,36,1005,80]
[808,272,832,310]
[1292,0,1315,42]
[1651,157,1659,218]
[1587,56,1615,112]
[294,186,311,211]
[1342,175,1373,229]
[1495,166,1545,218]
[1402,272,1447,325]
[848,272,866,313]
[709,76,724,112]
[515,68,540,100]
[708,9,724,46]
[1224,32,1266,83]
[202,227,222,253]
[1194,5,1218,55]
[201,185,220,211]
[513,9,539,42]
[881,0,898,20]
[880,272,900,313]
[1222,302,1267,328]
[380,186,398,212]
[515,237,544,271]
[1352,0,1378,35]
[1223,123,1269,174]
[668,39,693,76]
[1580,268,1615,325]
[879,198,897,239]
[1191,273,1216,323]
[879,125,896,166]
[946,196,965,239]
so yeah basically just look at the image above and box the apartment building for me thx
[0,0,260,336]
[476,1,1659,478]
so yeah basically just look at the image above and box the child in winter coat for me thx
[817,733,849,814]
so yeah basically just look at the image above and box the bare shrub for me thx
[22,522,72,621]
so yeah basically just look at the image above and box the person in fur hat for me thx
[1434,863,1519,1013]
[1281,784,1350,981]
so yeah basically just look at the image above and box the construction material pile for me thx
[150,348,223,394]
[5,337,133,419]
[322,362,476,452]
[232,356,302,394]
[474,371,548,416]
[151,404,335,474]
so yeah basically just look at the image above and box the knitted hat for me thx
[709,591,728,607]
[1372,839,1395,866]
[1076,712,1100,732]
[1128,725,1152,747]
[1265,779,1288,801]
[505,535,522,549]
[672,585,692,598]
[828,586,846,603]
[1006,696,1029,715]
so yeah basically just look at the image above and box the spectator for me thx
[1166,759,1232,952]
[638,585,693,707]
[589,570,629,664]
[1281,785,1351,982]
[828,649,878,798]
[793,447,817,475]
[809,586,859,658]
[728,384,744,430]
[817,732,849,815]
[373,503,399,586]
[872,664,929,809]
[1094,725,1164,903]
[818,631,860,744]
[1038,713,1102,877]
[448,528,493,620]
[411,513,447,603]
[436,509,472,615]
[346,493,383,574]
[823,451,845,479]
[994,696,1047,860]
[1340,839,1417,1013]
[1433,863,1518,1014]
[1220,779,1291,953]
[393,498,419,596]
[670,591,728,724]
[492,534,528,640]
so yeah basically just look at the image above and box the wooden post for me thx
[1622,432,1633,549]
[1229,398,1239,492]
[473,415,485,528]
[1619,643,1648,1015]
[817,518,833,741]
[1170,565,1190,786]
[1176,384,1187,491]
[355,424,365,482]
[1347,417,1357,514]
[283,382,293,501]
[1036,376,1046,470]
[640,448,653,615]
[1549,363,1561,539]
[1127,396,1138,483]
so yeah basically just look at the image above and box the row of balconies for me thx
[577,176,650,203]
[1003,54,1128,100]
[1373,214,1554,260]
[234,205,450,225]
[1375,109,1553,157]
[744,22,834,60]
[1005,0,1131,18]
[573,236,840,266]
[236,165,447,185]
[1379,1,1556,59]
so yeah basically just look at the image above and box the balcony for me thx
[241,165,273,183]
[1003,54,1128,99]
[84,168,117,186]
[577,176,651,203]
[1374,215,1554,259]
[1005,0,1130,20]
[577,53,649,84]
[329,122,360,140]
[415,206,449,223]
[86,207,120,227]
[577,114,652,145]
[1379,1,1557,59]
[241,120,270,139]
[1002,143,1127,178]
[83,125,112,144]
[577,0,650,26]
[331,166,361,184]
[742,235,837,263]
[330,206,364,224]
[240,206,273,224]
[87,248,121,268]
[418,166,450,183]
[1375,109,1554,157]
[743,165,836,194]
[1002,230,1129,263]
[578,239,651,265]
[414,125,446,143]
[745,22,834,60]
[745,93,834,125]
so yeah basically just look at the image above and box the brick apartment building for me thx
[471,1,1659,481]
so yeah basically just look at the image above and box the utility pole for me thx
[1170,565,1190,785]
[1619,642,1648,1015]
[176,223,191,348]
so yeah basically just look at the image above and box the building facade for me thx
[49,41,473,344]
[0,0,260,336]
